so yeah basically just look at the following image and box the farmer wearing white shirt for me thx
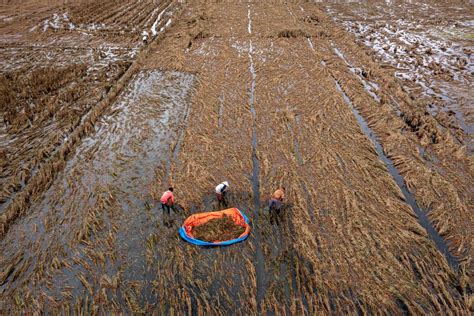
[215,181,230,208]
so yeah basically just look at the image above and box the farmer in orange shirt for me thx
[269,187,285,222]
[272,188,285,202]
[160,187,175,215]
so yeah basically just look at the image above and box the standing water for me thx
[247,3,267,307]
[0,70,196,301]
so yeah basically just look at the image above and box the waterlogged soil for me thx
[0,0,180,224]
[1,0,472,314]
[323,0,474,151]
[321,0,473,271]
[1,69,194,308]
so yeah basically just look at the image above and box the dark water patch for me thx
[331,44,381,104]
[161,74,195,185]
[248,45,267,306]
[247,4,267,305]
[3,70,197,305]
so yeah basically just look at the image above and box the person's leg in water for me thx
[274,203,282,225]
[163,203,171,225]
[222,191,228,208]
[163,203,175,227]
[270,199,282,225]
[268,199,276,224]
[216,192,223,208]
[162,203,170,215]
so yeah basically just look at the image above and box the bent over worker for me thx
[272,187,285,202]
[269,187,285,222]
[215,181,230,207]
[160,187,175,215]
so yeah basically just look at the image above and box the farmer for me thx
[269,187,285,222]
[215,181,230,207]
[160,187,175,215]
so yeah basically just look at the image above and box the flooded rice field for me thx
[1,0,473,314]
[324,0,474,151]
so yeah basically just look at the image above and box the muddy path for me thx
[1,0,472,314]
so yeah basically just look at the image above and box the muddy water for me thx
[0,46,137,73]
[58,69,194,213]
[332,44,382,104]
[323,1,474,150]
[247,3,267,306]
[0,70,195,300]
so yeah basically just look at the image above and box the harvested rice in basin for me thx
[191,215,246,242]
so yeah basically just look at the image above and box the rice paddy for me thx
[1,0,472,314]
